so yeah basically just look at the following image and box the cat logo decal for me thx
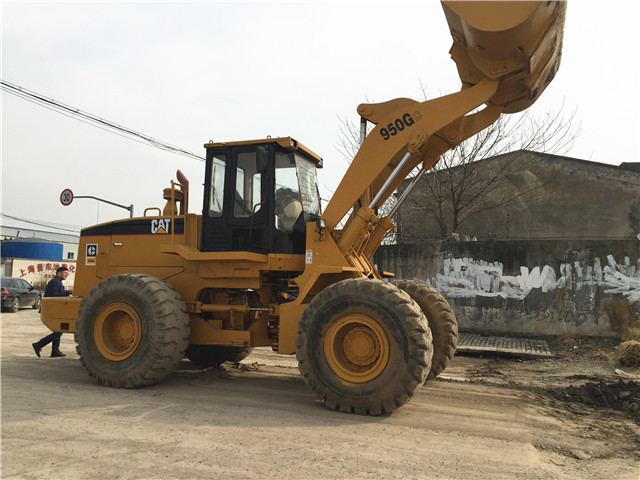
[151,218,171,234]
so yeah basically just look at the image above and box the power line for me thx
[1,79,206,163]
[0,213,82,233]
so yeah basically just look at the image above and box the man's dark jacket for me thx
[44,276,70,298]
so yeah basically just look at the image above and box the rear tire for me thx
[393,280,457,380]
[296,278,432,415]
[185,345,254,367]
[11,297,20,313]
[75,274,190,388]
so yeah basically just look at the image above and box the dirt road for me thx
[2,309,639,479]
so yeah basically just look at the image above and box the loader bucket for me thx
[442,1,567,113]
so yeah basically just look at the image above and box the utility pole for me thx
[60,188,133,217]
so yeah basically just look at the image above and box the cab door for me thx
[201,145,269,253]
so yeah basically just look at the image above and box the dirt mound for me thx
[613,341,640,367]
[625,328,640,341]
[623,321,640,342]
[605,297,635,333]
[548,379,640,418]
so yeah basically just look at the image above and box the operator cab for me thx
[201,137,322,255]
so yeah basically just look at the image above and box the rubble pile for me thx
[551,379,640,416]
[614,341,640,367]
[624,326,640,342]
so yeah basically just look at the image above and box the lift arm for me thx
[323,0,567,242]
[279,1,567,352]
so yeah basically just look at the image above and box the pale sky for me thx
[2,1,639,235]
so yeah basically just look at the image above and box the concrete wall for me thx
[375,240,640,336]
[398,152,640,242]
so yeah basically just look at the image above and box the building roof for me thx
[455,150,639,173]
[0,226,79,244]
[1,237,58,244]
[400,150,640,187]
[618,162,640,172]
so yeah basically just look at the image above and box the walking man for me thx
[32,266,72,357]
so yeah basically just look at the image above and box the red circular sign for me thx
[60,189,74,206]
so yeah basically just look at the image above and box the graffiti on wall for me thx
[428,254,639,305]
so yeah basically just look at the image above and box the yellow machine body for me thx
[41,2,566,411]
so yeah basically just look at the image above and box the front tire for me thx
[75,274,190,388]
[32,296,41,310]
[394,281,458,380]
[296,278,433,415]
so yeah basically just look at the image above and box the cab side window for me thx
[209,154,226,217]
[234,152,262,218]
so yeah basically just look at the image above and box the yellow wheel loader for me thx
[41,1,566,414]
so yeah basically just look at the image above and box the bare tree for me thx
[336,87,579,243]
[401,106,579,241]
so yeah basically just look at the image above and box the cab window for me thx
[234,152,263,218]
[275,152,303,231]
[209,154,226,217]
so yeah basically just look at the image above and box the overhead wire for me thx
[1,80,208,237]
[2,80,336,229]
[3,88,174,151]
[0,79,206,162]
[1,213,82,234]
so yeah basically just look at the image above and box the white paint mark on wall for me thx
[603,255,640,304]
[425,255,640,304]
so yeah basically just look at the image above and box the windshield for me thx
[294,152,321,217]
[274,152,321,231]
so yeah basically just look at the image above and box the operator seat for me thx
[275,188,303,231]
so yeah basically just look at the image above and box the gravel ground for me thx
[2,309,639,479]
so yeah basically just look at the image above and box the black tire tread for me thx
[393,280,458,380]
[296,278,433,415]
[75,274,190,388]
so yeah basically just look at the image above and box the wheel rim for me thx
[324,314,390,383]
[12,298,19,311]
[94,302,142,361]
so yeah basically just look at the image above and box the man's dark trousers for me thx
[33,332,62,351]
